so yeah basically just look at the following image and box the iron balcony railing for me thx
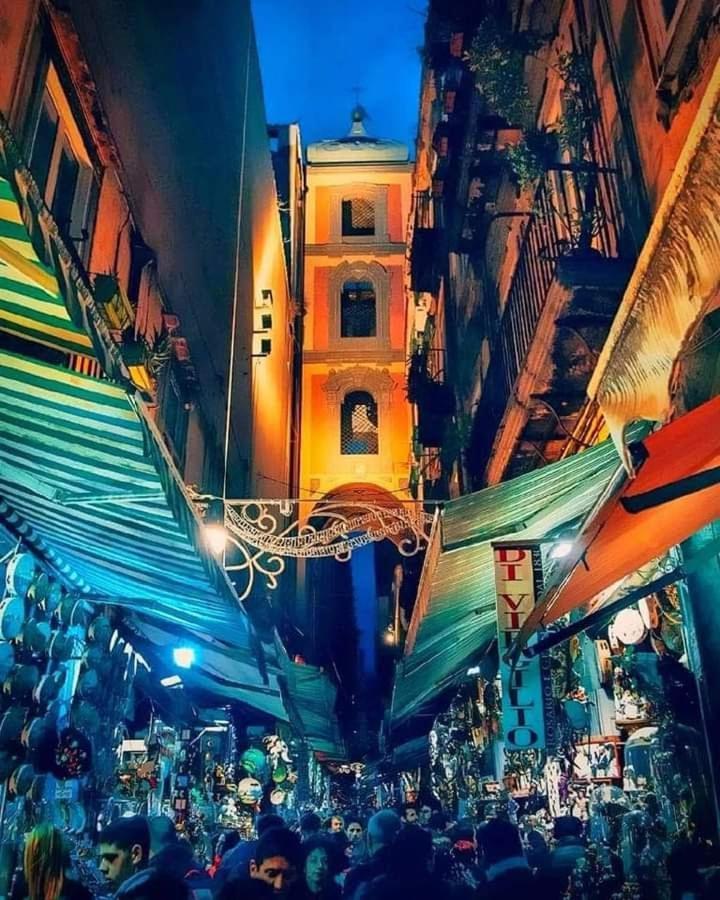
[472,166,624,472]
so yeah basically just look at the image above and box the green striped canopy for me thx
[0,348,249,643]
[0,116,127,379]
[391,434,630,727]
[0,174,93,355]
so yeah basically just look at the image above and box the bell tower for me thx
[299,108,413,501]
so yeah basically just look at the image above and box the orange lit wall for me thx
[300,159,413,502]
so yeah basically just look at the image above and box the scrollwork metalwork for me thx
[219,499,433,601]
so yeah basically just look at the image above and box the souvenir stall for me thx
[428,676,503,818]
[0,545,149,895]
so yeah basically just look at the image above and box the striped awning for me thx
[0,173,92,355]
[391,431,633,727]
[0,349,250,643]
[0,115,127,379]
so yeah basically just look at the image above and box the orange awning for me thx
[515,395,720,652]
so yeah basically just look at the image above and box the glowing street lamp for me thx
[173,646,195,669]
[203,498,227,556]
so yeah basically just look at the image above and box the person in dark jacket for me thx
[343,811,400,900]
[214,815,285,889]
[535,816,586,900]
[362,824,452,900]
[147,816,212,900]
[476,819,534,900]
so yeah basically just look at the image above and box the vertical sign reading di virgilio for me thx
[493,545,546,751]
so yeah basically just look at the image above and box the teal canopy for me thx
[0,348,248,641]
[391,434,629,728]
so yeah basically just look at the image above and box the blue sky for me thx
[251,0,426,150]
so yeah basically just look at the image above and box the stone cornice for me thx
[307,243,406,257]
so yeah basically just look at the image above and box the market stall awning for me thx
[132,620,288,720]
[0,348,250,642]
[0,116,126,378]
[588,56,720,457]
[515,395,720,650]
[278,652,346,760]
[391,431,630,727]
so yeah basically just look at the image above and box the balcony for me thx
[408,347,454,448]
[467,167,633,487]
[409,193,444,294]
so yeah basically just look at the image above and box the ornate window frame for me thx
[328,183,389,244]
[324,366,395,460]
[329,260,390,349]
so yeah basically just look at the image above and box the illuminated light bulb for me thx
[173,647,195,669]
[204,522,227,555]
[549,540,574,560]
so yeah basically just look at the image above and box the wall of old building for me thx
[300,162,413,500]
[0,0,295,500]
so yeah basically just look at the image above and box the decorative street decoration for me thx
[205,498,433,601]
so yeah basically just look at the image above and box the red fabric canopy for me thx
[517,396,720,649]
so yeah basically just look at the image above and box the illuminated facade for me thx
[300,110,413,504]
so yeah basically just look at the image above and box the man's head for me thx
[257,814,285,838]
[476,819,523,868]
[327,815,344,834]
[400,802,418,826]
[553,816,584,842]
[367,810,401,856]
[249,828,301,896]
[346,818,364,844]
[418,800,438,827]
[98,816,150,889]
[148,815,177,858]
[300,812,321,838]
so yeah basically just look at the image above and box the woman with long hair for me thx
[23,824,90,900]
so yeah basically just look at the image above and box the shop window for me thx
[159,368,189,466]
[340,391,378,455]
[340,280,376,338]
[342,197,375,237]
[27,64,97,264]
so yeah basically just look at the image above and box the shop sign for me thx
[493,545,546,751]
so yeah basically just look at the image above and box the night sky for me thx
[251,0,425,151]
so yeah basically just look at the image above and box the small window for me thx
[27,65,97,262]
[342,197,375,237]
[160,368,189,466]
[341,280,376,338]
[341,391,379,455]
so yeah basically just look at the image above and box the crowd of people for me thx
[15,800,720,900]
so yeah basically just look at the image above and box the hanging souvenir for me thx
[9,763,35,796]
[272,762,288,784]
[88,615,112,645]
[270,788,286,805]
[0,595,25,640]
[236,776,263,805]
[45,581,63,615]
[33,670,66,706]
[28,572,50,604]
[5,664,41,700]
[23,619,51,653]
[53,727,92,779]
[0,642,15,682]
[0,705,27,746]
[240,747,267,777]
[5,553,35,598]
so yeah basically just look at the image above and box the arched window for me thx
[341,280,376,338]
[342,197,375,237]
[341,391,378,455]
